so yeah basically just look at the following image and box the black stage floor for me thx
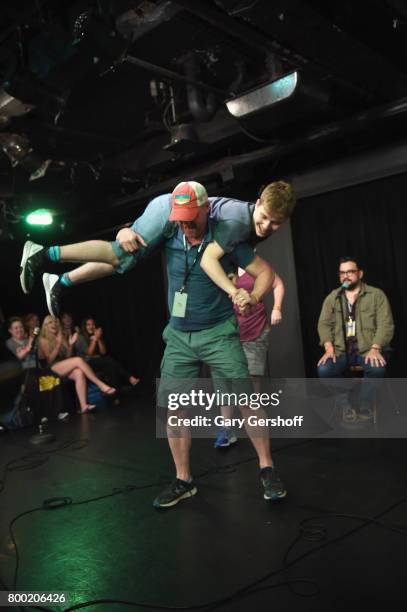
[1,391,407,611]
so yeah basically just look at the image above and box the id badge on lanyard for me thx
[172,290,188,317]
[346,316,356,337]
[171,235,205,318]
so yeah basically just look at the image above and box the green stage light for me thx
[26,209,53,226]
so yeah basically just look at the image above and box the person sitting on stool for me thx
[317,256,394,423]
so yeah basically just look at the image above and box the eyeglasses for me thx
[339,269,358,276]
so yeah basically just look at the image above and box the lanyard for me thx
[180,234,206,293]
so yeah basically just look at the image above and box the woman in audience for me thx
[61,312,80,342]
[39,315,116,413]
[6,316,68,422]
[76,317,140,389]
[23,313,41,338]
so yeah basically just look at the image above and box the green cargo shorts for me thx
[157,316,252,407]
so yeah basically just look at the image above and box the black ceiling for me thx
[1,0,407,240]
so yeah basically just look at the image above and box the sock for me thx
[47,246,60,262]
[181,476,193,484]
[59,272,73,287]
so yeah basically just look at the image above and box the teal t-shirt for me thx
[165,222,255,331]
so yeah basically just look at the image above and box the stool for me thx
[348,365,378,425]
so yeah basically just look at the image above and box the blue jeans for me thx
[317,354,386,411]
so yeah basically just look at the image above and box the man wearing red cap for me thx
[20,180,295,316]
[20,180,289,508]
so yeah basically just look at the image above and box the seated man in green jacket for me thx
[317,256,394,423]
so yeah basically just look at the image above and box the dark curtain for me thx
[291,172,407,377]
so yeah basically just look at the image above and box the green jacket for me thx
[317,283,394,356]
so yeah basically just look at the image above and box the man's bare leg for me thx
[65,262,116,284]
[59,240,119,266]
[239,405,273,468]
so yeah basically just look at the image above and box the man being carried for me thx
[20,181,295,315]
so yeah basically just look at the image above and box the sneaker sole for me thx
[42,273,59,317]
[264,490,287,501]
[153,486,197,509]
[20,241,43,294]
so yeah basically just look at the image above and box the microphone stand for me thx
[27,329,55,445]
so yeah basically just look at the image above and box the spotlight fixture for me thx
[0,133,52,181]
[26,209,53,226]
[226,71,330,134]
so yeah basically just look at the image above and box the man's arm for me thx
[364,291,394,367]
[271,273,284,325]
[200,241,240,299]
[372,291,395,348]
[243,255,275,305]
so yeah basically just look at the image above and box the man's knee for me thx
[317,360,337,378]
[364,364,386,378]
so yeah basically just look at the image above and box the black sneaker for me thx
[260,466,287,501]
[153,478,197,509]
[20,241,47,294]
[42,273,63,317]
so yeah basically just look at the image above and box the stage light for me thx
[26,209,53,226]
[0,133,52,181]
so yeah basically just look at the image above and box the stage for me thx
[1,391,406,611]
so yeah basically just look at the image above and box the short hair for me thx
[339,256,362,269]
[8,316,23,329]
[259,181,296,219]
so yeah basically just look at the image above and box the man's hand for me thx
[271,309,282,325]
[317,346,336,366]
[116,227,148,254]
[232,288,251,307]
[364,348,386,367]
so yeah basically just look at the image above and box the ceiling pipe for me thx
[173,0,280,58]
[123,55,230,97]
[111,94,407,209]
[182,53,218,121]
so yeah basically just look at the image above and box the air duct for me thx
[182,54,218,121]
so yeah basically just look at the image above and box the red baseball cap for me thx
[169,181,209,222]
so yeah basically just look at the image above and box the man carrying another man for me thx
[19,181,296,316]
[20,181,295,508]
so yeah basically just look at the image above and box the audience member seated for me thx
[23,313,41,338]
[5,316,67,423]
[39,315,116,414]
[61,312,80,342]
[6,317,37,369]
[317,256,394,423]
[75,317,140,390]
